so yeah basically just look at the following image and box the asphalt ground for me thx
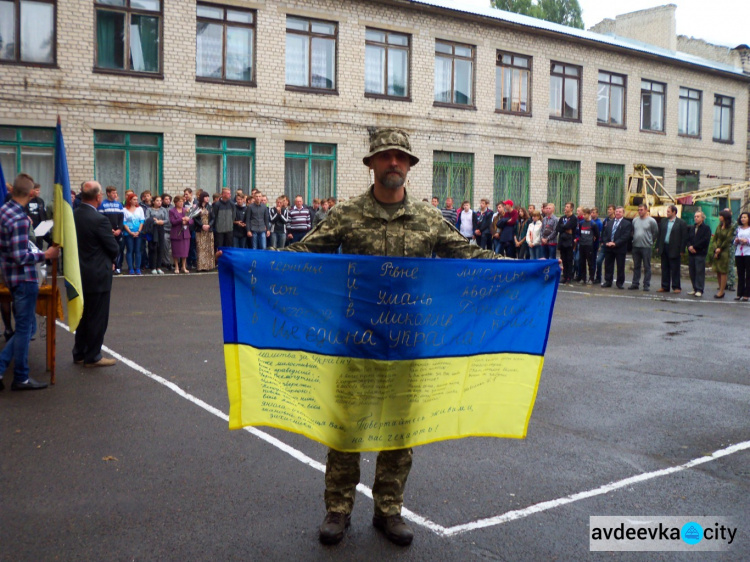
[1,268,749,561]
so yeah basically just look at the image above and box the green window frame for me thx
[0,125,55,203]
[196,136,255,195]
[676,169,699,194]
[95,0,162,76]
[433,151,473,207]
[284,142,336,202]
[94,131,163,200]
[493,156,530,208]
[547,159,580,211]
[595,163,624,211]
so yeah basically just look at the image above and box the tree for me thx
[491,0,584,29]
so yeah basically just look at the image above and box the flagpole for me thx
[49,257,58,384]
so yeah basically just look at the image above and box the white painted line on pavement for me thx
[56,320,750,538]
[441,440,750,536]
[56,320,444,534]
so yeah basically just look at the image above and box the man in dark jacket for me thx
[472,198,493,250]
[212,187,236,251]
[686,210,712,297]
[555,202,578,284]
[245,191,271,249]
[601,206,633,289]
[656,205,688,293]
[73,181,120,367]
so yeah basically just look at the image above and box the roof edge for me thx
[383,0,749,82]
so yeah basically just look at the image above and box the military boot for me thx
[372,514,414,546]
[319,512,350,545]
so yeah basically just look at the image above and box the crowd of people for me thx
[6,176,750,302]
[93,186,337,275]
[432,197,750,301]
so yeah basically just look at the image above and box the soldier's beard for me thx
[378,169,406,189]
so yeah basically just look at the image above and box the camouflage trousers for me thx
[324,447,413,517]
[728,256,737,288]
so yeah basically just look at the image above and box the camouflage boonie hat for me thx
[362,128,419,166]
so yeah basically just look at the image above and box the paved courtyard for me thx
[1,270,748,560]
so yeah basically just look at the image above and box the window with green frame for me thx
[94,131,162,200]
[0,126,55,202]
[676,169,699,194]
[493,156,530,208]
[284,142,336,202]
[432,151,473,207]
[595,163,624,211]
[547,159,579,211]
[196,136,254,195]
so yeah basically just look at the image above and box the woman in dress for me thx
[514,207,530,259]
[122,193,144,275]
[169,195,193,274]
[711,209,734,299]
[193,191,215,271]
[732,211,750,302]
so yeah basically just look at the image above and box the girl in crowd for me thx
[514,207,530,259]
[526,210,543,259]
[711,210,734,299]
[122,192,144,275]
[193,191,215,271]
[146,195,168,274]
[169,195,193,273]
[733,212,750,302]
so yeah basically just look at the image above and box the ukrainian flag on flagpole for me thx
[52,116,83,331]
[0,156,7,202]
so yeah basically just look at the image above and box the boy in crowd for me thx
[577,208,599,284]
[99,186,125,274]
[246,191,271,250]
[473,198,493,250]
[233,193,248,248]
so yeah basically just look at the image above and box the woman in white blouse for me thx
[733,211,750,302]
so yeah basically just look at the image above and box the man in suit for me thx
[601,206,633,289]
[656,204,688,294]
[72,181,120,367]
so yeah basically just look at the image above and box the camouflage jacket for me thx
[283,187,504,259]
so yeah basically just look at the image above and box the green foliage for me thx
[490,0,584,29]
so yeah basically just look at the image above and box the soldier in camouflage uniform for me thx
[283,128,504,546]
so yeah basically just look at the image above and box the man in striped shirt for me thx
[287,195,313,244]
[0,174,59,391]
[440,196,458,225]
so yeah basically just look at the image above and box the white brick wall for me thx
[0,0,747,208]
